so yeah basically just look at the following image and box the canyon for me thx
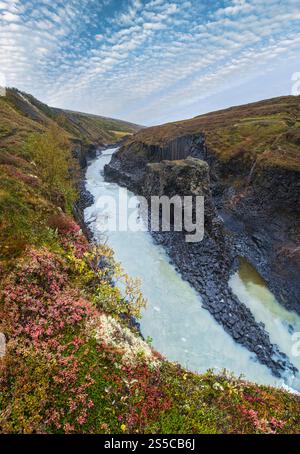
[1,89,300,433]
[104,96,300,379]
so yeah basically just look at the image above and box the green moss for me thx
[0,169,61,259]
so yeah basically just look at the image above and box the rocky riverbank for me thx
[72,139,130,238]
[104,134,299,379]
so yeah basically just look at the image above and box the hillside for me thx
[0,88,142,154]
[123,95,300,171]
[0,90,299,434]
[52,108,142,145]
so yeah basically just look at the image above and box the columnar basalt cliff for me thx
[105,134,207,192]
[104,95,300,378]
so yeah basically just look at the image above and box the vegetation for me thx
[52,110,140,145]
[1,219,299,434]
[124,95,300,171]
[0,95,46,155]
[0,90,299,434]
[4,88,142,146]
[23,125,77,211]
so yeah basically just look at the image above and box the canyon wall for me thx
[104,135,299,377]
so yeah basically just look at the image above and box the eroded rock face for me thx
[105,134,207,193]
[71,140,100,170]
[142,158,210,196]
[106,134,300,313]
[213,159,300,314]
[104,134,299,378]
[142,134,206,161]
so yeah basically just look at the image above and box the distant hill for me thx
[52,107,142,144]
[0,88,142,153]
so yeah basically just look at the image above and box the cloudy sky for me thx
[0,0,299,125]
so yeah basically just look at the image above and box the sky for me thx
[0,0,300,125]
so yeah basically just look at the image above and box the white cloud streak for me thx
[0,0,299,124]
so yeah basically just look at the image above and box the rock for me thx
[0,333,6,358]
[103,133,299,379]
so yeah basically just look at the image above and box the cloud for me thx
[0,0,299,124]
[215,0,254,17]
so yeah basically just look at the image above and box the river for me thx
[84,147,300,392]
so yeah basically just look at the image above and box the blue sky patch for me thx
[0,0,299,124]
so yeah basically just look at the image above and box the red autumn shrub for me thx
[121,364,172,431]
[48,215,89,258]
[2,249,94,343]
[48,214,77,234]
[0,248,97,432]
[1,165,40,188]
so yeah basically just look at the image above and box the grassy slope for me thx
[0,94,48,154]
[52,108,142,145]
[0,91,299,434]
[0,88,141,257]
[125,95,300,171]
[2,88,142,148]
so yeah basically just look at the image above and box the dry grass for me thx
[0,97,46,154]
[0,88,141,154]
[125,95,300,171]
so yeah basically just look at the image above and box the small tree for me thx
[24,125,77,211]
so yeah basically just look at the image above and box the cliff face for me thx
[105,96,300,315]
[141,134,206,161]
[105,134,207,192]
[217,163,300,314]
[141,158,216,237]
[105,132,300,312]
